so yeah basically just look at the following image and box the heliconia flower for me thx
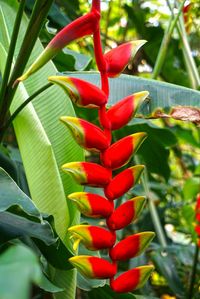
[107,91,149,130]
[48,76,107,108]
[68,225,116,251]
[104,40,147,78]
[195,193,200,222]
[104,165,144,200]
[16,11,99,82]
[62,162,111,187]
[110,265,154,293]
[106,196,146,230]
[60,116,109,152]
[195,225,200,237]
[109,232,155,261]
[68,192,113,218]
[69,255,117,279]
[101,132,147,169]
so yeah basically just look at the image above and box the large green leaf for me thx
[0,1,84,298]
[0,211,56,245]
[0,244,62,299]
[0,167,73,269]
[67,72,200,120]
[0,167,40,218]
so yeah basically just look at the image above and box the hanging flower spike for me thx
[17,11,99,83]
[110,265,154,293]
[62,162,111,187]
[109,232,155,261]
[69,255,117,279]
[68,192,113,218]
[104,40,147,78]
[104,165,144,200]
[68,225,116,251]
[48,76,107,108]
[101,132,147,169]
[195,194,200,247]
[195,193,200,222]
[60,116,109,152]
[107,91,149,130]
[106,196,146,230]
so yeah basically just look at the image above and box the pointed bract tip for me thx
[134,90,149,102]
[59,116,79,124]
[131,40,147,52]
[68,255,94,278]
[133,196,146,215]
[68,192,85,200]
[136,265,154,289]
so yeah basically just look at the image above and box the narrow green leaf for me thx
[151,250,185,297]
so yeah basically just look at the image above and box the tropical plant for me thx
[0,0,199,299]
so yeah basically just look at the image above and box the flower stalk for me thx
[17,0,155,293]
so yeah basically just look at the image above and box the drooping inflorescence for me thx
[18,0,155,293]
[195,194,200,247]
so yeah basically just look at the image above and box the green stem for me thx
[178,15,200,89]
[152,0,186,79]
[0,83,52,143]
[165,0,200,89]
[0,0,54,132]
[135,156,167,248]
[0,0,26,119]
[188,244,199,299]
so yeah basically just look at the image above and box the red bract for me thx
[69,255,117,279]
[60,116,109,152]
[110,266,154,293]
[68,192,113,218]
[68,225,116,250]
[106,196,146,230]
[104,165,144,200]
[104,40,146,77]
[62,162,111,187]
[107,91,149,130]
[109,232,155,261]
[101,132,147,169]
[17,11,99,82]
[195,194,200,247]
[49,76,107,108]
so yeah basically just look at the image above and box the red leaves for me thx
[101,133,147,169]
[68,192,113,218]
[106,196,146,230]
[195,194,200,246]
[17,11,99,82]
[104,165,144,200]
[107,91,149,130]
[110,266,154,293]
[109,232,155,261]
[69,255,117,279]
[62,162,111,187]
[60,116,109,151]
[49,76,107,108]
[48,12,99,50]
[68,225,116,251]
[104,41,146,78]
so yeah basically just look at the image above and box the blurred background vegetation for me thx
[1,0,200,298]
